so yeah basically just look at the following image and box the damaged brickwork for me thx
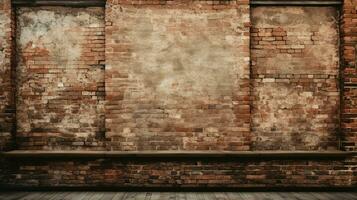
[0,0,14,151]
[105,0,250,151]
[16,7,106,150]
[341,0,357,186]
[342,0,357,152]
[0,0,356,189]
[251,7,340,150]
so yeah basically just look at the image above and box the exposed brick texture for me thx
[105,0,250,151]
[251,7,340,150]
[342,0,357,152]
[0,158,353,188]
[16,7,106,150]
[0,0,14,151]
[0,0,356,189]
[341,0,357,186]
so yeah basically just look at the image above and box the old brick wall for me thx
[0,0,14,151]
[16,7,106,150]
[251,6,340,151]
[105,0,251,151]
[4,2,345,152]
[0,0,356,189]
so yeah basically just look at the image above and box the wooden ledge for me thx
[0,150,353,160]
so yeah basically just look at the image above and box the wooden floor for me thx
[0,192,356,200]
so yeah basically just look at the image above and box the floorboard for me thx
[0,192,356,200]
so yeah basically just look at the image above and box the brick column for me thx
[0,0,14,151]
[341,0,357,187]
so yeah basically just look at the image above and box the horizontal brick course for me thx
[0,157,354,187]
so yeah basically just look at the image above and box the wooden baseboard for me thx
[0,185,356,192]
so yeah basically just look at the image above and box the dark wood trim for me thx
[12,0,105,7]
[0,185,356,192]
[0,150,353,160]
[250,0,342,5]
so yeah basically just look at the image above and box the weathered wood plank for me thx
[77,192,96,200]
[176,192,187,200]
[202,192,216,200]
[226,192,242,200]
[339,192,357,199]
[112,192,126,200]
[122,192,147,200]
[99,192,116,200]
[291,192,319,200]
[236,192,257,200]
[186,192,199,200]
[260,192,285,200]
[1,192,357,200]
[311,192,335,200]
[60,192,86,200]
[38,192,57,200]
[0,192,29,200]
[278,192,298,200]
[49,192,71,200]
[213,192,229,200]
[18,192,47,200]
[88,192,104,200]
[150,192,161,200]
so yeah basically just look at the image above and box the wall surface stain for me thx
[252,7,339,75]
[16,7,106,150]
[106,4,250,151]
[251,6,340,150]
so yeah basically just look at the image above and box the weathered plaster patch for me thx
[16,7,105,149]
[17,8,103,64]
[106,5,250,150]
[252,82,339,150]
[0,13,6,69]
[116,7,246,99]
[251,6,340,150]
[252,7,338,30]
[252,6,339,75]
